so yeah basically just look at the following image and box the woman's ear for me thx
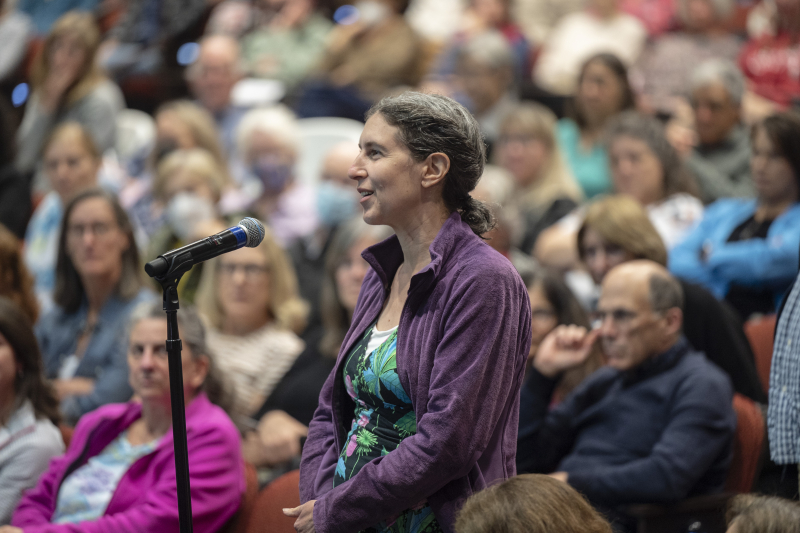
[421,153,451,189]
[188,355,210,391]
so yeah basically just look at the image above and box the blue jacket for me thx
[36,288,154,423]
[517,337,735,506]
[669,198,800,308]
[300,212,531,533]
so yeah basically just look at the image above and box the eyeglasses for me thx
[591,308,639,328]
[531,308,556,323]
[128,343,168,360]
[218,263,270,279]
[67,221,114,240]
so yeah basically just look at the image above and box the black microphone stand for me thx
[153,267,194,533]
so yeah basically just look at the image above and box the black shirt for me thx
[725,215,776,320]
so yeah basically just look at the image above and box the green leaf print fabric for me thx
[333,324,442,533]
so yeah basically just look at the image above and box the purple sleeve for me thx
[15,419,243,533]
[312,267,531,533]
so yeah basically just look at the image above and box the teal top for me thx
[334,324,442,533]
[556,118,612,199]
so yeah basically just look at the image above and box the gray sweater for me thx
[15,79,125,174]
[687,124,756,204]
[0,400,64,525]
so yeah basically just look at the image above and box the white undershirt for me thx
[365,325,398,355]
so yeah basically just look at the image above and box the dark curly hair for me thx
[366,92,496,236]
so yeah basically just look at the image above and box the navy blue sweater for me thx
[517,337,736,507]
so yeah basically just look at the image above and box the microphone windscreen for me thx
[239,217,265,248]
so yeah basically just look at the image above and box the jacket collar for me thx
[361,212,476,294]
[622,336,690,386]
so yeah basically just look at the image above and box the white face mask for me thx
[165,192,216,242]
[355,1,390,26]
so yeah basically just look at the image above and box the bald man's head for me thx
[188,35,242,112]
[597,261,684,371]
[321,142,360,187]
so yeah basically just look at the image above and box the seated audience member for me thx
[578,195,765,401]
[123,100,233,243]
[289,142,361,341]
[0,0,32,84]
[557,54,636,198]
[455,474,613,533]
[631,0,741,116]
[16,12,124,179]
[294,0,423,121]
[517,261,736,528]
[24,123,101,311]
[606,111,703,248]
[10,302,244,533]
[681,60,756,204]
[739,0,800,110]
[16,0,97,36]
[726,494,800,533]
[430,0,530,85]
[36,188,153,424]
[452,30,519,147]
[245,219,392,472]
[512,0,584,44]
[0,298,64,525]
[235,0,332,90]
[0,99,30,240]
[0,226,39,324]
[496,102,584,252]
[670,112,800,321]
[236,105,317,246]
[186,35,249,164]
[147,148,230,303]
[99,0,208,80]
[534,0,647,96]
[522,267,604,400]
[195,227,308,425]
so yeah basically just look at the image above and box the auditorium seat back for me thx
[743,314,777,393]
[245,469,301,533]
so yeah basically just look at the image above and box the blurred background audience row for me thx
[1,0,800,531]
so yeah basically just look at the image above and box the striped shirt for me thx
[208,323,304,422]
[768,272,800,464]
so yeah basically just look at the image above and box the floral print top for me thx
[333,323,442,533]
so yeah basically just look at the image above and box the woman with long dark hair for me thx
[36,188,153,424]
[288,92,531,533]
[0,297,63,524]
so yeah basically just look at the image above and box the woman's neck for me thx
[139,399,173,439]
[221,314,271,336]
[82,271,120,317]
[756,196,796,221]
[393,206,450,279]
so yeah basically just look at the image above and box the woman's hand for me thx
[0,526,24,533]
[39,65,80,113]
[53,377,95,399]
[533,325,599,379]
[283,500,316,533]
[241,410,308,467]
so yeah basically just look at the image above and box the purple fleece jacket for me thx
[12,393,244,533]
[299,213,532,533]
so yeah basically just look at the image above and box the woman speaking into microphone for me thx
[285,92,532,533]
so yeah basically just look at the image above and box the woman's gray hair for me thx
[366,91,495,236]
[128,300,232,411]
[605,111,699,199]
[689,59,745,105]
[459,30,514,69]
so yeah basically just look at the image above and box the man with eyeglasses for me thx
[517,260,736,529]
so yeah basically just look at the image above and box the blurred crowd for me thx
[1,0,800,531]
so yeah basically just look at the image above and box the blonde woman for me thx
[495,102,584,252]
[147,148,231,303]
[16,12,125,175]
[195,227,309,425]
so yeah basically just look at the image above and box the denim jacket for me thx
[35,288,154,423]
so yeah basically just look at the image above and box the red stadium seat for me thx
[743,314,777,393]
[244,470,301,533]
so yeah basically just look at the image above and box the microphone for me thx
[144,217,265,279]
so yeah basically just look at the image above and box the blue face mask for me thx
[251,156,293,194]
[316,181,359,227]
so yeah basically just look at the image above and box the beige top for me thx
[208,323,305,421]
